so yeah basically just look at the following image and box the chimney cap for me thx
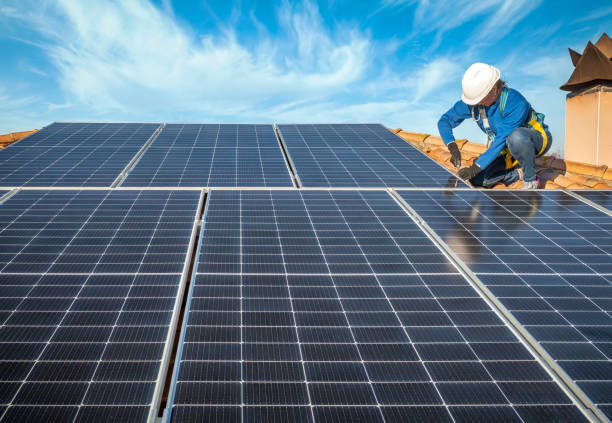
[561,34,612,92]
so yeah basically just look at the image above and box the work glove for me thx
[447,141,462,169]
[457,163,481,180]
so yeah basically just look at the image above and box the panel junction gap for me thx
[157,189,208,418]
[274,125,302,188]
[112,123,165,188]
[386,188,604,423]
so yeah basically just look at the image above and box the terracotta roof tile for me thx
[543,181,562,189]
[393,129,612,190]
[0,130,37,148]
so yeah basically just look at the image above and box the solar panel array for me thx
[0,123,159,187]
[1,121,609,422]
[122,124,294,187]
[397,190,612,420]
[277,124,465,187]
[169,190,585,422]
[0,189,200,422]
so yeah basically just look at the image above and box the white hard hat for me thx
[461,63,501,105]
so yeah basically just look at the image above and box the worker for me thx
[438,63,551,189]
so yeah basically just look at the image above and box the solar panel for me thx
[0,123,160,187]
[122,124,294,187]
[397,189,612,419]
[277,124,465,187]
[0,189,201,422]
[571,190,612,212]
[168,189,586,422]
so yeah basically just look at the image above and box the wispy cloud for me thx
[379,0,542,46]
[574,5,612,23]
[2,0,371,119]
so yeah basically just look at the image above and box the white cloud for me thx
[411,58,462,103]
[2,0,371,120]
[379,0,541,45]
[574,5,612,23]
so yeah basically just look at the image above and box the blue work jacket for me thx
[438,87,546,170]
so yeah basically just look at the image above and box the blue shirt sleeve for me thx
[475,92,531,169]
[438,100,472,146]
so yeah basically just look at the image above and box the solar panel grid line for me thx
[203,124,221,189]
[169,190,588,423]
[313,125,376,187]
[0,190,87,275]
[0,190,114,420]
[112,124,164,188]
[121,124,294,188]
[0,122,63,153]
[567,190,612,218]
[358,125,470,188]
[0,123,55,153]
[57,191,152,419]
[148,188,205,423]
[310,190,451,420]
[389,189,603,422]
[277,124,465,188]
[56,125,147,188]
[250,191,312,417]
[0,124,91,185]
[352,190,528,421]
[294,190,386,422]
[0,123,161,187]
[365,125,471,186]
[392,189,609,423]
[0,189,201,422]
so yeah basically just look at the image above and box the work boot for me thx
[521,179,539,189]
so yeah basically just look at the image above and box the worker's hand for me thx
[447,142,461,169]
[457,163,481,180]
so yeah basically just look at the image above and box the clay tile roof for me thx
[392,129,612,190]
[561,33,612,91]
[0,130,37,148]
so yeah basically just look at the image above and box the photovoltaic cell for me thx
[277,124,465,187]
[169,190,585,422]
[0,189,200,422]
[122,124,294,187]
[397,189,612,419]
[571,190,612,212]
[0,123,159,187]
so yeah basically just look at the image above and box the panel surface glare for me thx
[169,190,585,422]
[0,123,159,187]
[398,189,612,419]
[0,190,200,422]
[571,190,612,212]
[277,124,465,187]
[122,124,293,187]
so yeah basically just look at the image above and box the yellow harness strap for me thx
[502,111,548,169]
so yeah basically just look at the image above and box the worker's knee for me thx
[506,128,532,156]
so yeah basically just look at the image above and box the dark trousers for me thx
[471,127,552,187]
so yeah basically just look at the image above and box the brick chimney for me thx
[561,33,612,166]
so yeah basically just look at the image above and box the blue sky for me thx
[1,0,610,156]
